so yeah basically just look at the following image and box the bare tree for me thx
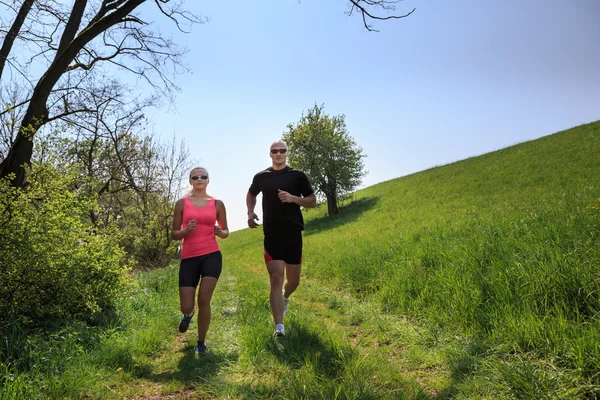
[0,0,414,187]
[0,0,200,187]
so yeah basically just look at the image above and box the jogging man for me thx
[246,140,316,337]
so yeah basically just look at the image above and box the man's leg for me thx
[283,264,301,299]
[266,260,286,325]
[283,230,303,300]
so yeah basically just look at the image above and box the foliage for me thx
[33,121,191,270]
[283,104,367,216]
[0,163,131,324]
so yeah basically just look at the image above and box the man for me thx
[247,140,316,337]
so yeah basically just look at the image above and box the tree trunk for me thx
[0,0,146,187]
[0,0,35,81]
[325,191,339,216]
[0,103,46,185]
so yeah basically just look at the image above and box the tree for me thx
[0,0,413,188]
[0,0,199,187]
[283,104,367,216]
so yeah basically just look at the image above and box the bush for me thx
[0,164,131,324]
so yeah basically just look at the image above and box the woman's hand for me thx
[185,219,196,232]
[214,225,229,238]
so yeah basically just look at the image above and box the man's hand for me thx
[247,212,259,228]
[278,189,297,204]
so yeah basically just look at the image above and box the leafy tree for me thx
[283,104,367,216]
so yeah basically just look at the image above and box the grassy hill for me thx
[220,120,600,397]
[2,121,599,399]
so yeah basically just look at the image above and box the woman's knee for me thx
[197,292,213,308]
[180,304,194,314]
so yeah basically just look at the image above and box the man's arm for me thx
[296,193,316,208]
[278,190,317,208]
[246,191,260,228]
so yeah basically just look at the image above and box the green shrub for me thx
[0,164,131,324]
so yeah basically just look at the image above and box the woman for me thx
[171,167,229,353]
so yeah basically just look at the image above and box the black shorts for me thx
[264,230,303,265]
[179,251,222,287]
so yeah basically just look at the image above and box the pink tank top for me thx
[181,197,220,259]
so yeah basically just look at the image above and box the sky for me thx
[141,0,600,232]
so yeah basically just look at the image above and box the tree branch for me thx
[347,0,415,32]
[0,0,35,81]
[56,0,87,56]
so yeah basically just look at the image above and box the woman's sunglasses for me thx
[191,175,209,181]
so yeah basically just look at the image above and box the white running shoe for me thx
[282,291,290,317]
[274,323,285,337]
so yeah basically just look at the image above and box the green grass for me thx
[2,121,599,399]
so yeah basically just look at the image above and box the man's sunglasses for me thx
[191,175,208,181]
[270,148,288,154]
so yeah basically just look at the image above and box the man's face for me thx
[269,144,288,165]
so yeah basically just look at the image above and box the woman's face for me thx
[189,168,209,187]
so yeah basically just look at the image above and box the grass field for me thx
[2,121,599,399]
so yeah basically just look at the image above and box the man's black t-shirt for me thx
[249,166,314,234]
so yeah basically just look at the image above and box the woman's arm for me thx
[171,199,194,240]
[214,199,229,239]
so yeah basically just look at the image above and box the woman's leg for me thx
[196,277,218,342]
[178,257,202,333]
[179,287,196,315]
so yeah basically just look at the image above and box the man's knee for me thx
[286,277,300,289]
[269,272,284,287]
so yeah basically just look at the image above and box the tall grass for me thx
[225,120,600,397]
[0,266,180,399]
[314,122,600,396]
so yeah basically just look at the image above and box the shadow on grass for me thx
[304,196,380,236]
[1,308,125,374]
[264,323,351,379]
[431,338,492,399]
[137,342,239,387]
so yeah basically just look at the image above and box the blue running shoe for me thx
[178,312,195,333]
[195,341,208,354]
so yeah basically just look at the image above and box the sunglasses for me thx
[270,148,288,154]
[191,174,208,181]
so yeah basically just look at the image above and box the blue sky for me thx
[143,0,600,232]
